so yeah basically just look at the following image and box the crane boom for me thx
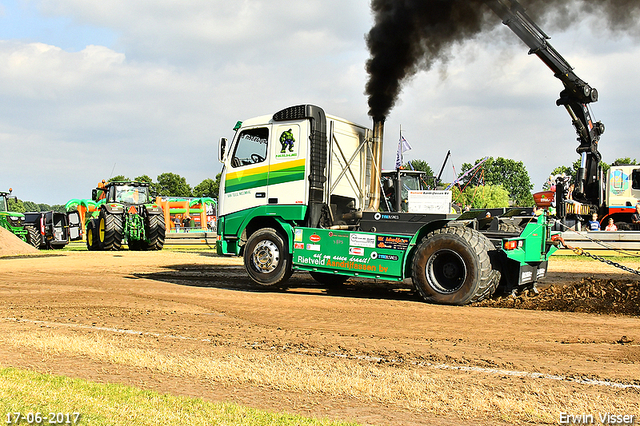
[486,0,605,206]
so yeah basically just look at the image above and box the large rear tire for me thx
[412,226,500,305]
[141,214,165,251]
[243,228,292,286]
[98,210,123,251]
[25,225,43,249]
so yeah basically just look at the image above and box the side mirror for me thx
[218,137,228,163]
[91,189,98,202]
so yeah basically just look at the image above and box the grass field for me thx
[0,367,360,426]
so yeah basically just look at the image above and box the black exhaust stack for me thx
[366,118,385,211]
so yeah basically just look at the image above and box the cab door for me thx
[221,126,271,216]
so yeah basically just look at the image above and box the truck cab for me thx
[216,105,558,306]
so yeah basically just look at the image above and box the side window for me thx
[231,128,269,168]
[632,170,640,190]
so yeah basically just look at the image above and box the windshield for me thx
[400,174,426,200]
[0,195,7,212]
[113,185,149,204]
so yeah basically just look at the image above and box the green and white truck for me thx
[216,105,558,305]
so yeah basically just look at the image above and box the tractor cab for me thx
[93,181,152,206]
[0,189,27,240]
[381,170,433,212]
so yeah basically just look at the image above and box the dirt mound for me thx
[0,226,38,256]
[476,277,640,316]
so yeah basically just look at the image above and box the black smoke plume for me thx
[365,0,640,121]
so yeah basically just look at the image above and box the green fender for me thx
[402,218,456,279]
[218,205,307,255]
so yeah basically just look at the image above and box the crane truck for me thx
[215,0,617,305]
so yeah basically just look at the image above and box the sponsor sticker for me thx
[373,212,400,221]
[310,234,321,243]
[294,229,303,242]
[350,233,376,248]
[306,244,321,251]
[349,247,365,256]
[376,236,410,251]
[377,253,399,261]
[294,242,304,250]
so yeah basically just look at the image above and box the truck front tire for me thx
[244,228,292,286]
[412,226,500,305]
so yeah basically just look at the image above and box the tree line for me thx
[7,172,222,214]
[109,172,221,199]
[405,156,638,209]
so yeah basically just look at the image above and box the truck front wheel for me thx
[244,228,292,286]
[412,226,499,305]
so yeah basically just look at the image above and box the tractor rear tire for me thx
[98,211,123,251]
[243,228,292,287]
[412,226,500,305]
[142,214,165,251]
[25,225,43,249]
[498,221,521,233]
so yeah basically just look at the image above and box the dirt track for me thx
[0,250,638,425]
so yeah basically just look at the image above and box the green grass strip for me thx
[0,367,362,426]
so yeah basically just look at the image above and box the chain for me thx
[551,234,640,276]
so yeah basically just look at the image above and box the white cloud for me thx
[1,0,640,205]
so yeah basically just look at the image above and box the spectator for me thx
[588,213,600,231]
[174,215,181,232]
[605,217,618,231]
[183,215,191,232]
[632,203,640,224]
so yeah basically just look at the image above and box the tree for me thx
[156,172,192,197]
[23,201,40,212]
[193,174,221,199]
[134,175,153,183]
[7,198,25,213]
[134,175,160,195]
[404,160,434,176]
[452,184,510,209]
[109,175,129,182]
[544,159,611,190]
[460,157,534,206]
[611,157,638,166]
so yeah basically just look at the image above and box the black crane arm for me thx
[486,0,605,205]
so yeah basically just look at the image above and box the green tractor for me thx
[85,181,165,251]
[0,189,27,242]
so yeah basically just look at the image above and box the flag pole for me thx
[399,125,402,170]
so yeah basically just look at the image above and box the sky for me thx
[1,0,640,205]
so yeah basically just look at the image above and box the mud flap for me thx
[499,258,549,293]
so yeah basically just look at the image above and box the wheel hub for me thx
[252,240,280,273]
[426,249,467,293]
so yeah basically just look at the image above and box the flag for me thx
[395,134,412,169]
